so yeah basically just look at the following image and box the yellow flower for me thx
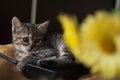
[58,11,120,79]
[58,14,81,61]
[80,11,120,78]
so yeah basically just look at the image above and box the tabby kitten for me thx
[12,17,75,77]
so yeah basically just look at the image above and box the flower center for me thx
[100,37,116,54]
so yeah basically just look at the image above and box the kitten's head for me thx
[12,17,49,53]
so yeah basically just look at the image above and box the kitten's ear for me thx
[12,17,22,27]
[12,17,22,33]
[37,21,49,34]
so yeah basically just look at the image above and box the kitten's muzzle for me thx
[29,46,37,51]
[30,46,34,50]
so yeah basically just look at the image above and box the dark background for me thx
[0,0,114,44]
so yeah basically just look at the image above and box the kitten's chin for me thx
[14,45,30,53]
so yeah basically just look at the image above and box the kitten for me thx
[12,17,76,79]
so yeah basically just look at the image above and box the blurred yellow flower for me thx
[58,11,120,79]
[58,14,81,61]
[80,11,120,78]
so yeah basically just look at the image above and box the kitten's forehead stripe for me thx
[23,23,37,45]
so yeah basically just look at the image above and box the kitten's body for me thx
[12,17,76,79]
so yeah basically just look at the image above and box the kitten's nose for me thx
[30,46,34,50]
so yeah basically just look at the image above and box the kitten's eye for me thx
[23,37,29,42]
[35,39,41,43]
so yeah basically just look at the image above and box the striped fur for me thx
[12,17,74,79]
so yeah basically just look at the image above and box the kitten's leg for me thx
[17,49,55,71]
[16,49,53,70]
[37,54,75,69]
[18,52,56,79]
[17,54,51,80]
[17,53,37,71]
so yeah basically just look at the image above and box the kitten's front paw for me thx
[17,55,37,71]
[17,60,27,71]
